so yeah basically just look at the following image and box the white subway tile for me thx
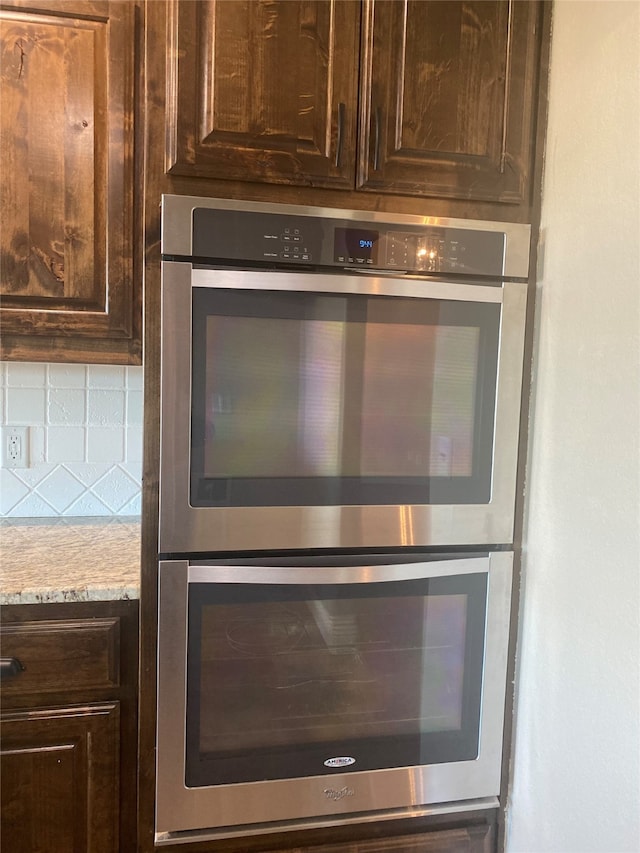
[1,362,148,518]
[126,366,144,390]
[47,427,85,463]
[8,492,58,518]
[91,466,139,512]
[120,492,141,515]
[48,389,86,426]
[35,467,85,512]
[88,365,125,388]
[63,491,112,516]
[86,428,125,463]
[6,363,46,387]
[30,427,46,464]
[88,390,125,426]
[7,463,56,489]
[6,388,46,424]
[121,459,142,481]
[0,470,29,514]
[126,390,143,426]
[70,463,112,486]
[125,427,143,463]
[47,364,87,388]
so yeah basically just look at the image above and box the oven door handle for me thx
[190,267,507,304]
[187,557,490,586]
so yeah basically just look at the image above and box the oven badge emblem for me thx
[323,786,355,802]
[324,756,356,768]
[323,757,356,801]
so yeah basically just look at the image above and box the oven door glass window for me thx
[185,572,487,786]
[190,288,500,507]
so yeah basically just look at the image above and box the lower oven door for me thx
[155,552,512,842]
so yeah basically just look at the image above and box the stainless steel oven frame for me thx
[159,199,529,555]
[155,551,513,844]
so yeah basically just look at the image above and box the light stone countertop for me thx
[0,517,141,605]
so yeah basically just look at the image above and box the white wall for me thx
[0,362,143,516]
[508,2,640,851]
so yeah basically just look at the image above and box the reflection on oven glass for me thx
[198,594,467,755]
[203,314,479,479]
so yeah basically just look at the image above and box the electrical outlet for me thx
[2,426,29,469]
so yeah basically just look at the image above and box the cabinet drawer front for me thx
[1,618,120,697]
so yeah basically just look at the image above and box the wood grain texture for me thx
[166,0,361,188]
[138,1,552,849]
[274,823,494,852]
[0,617,120,697]
[357,0,544,204]
[0,0,142,364]
[0,703,120,853]
[0,599,139,853]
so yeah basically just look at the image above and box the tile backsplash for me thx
[1,362,143,517]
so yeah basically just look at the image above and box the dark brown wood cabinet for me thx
[164,0,544,210]
[137,2,551,850]
[167,0,361,189]
[0,0,142,365]
[276,823,494,852]
[1,703,120,853]
[357,0,542,205]
[0,599,138,853]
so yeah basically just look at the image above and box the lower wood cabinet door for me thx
[0,702,120,853]
[278,824,495,853]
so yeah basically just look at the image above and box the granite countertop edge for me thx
[1,586,141,606]
[1,517,142,606]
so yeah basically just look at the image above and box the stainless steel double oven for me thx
[155,195,530,844]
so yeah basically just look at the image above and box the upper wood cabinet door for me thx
[166,0,361,189]
[357,0,544,204]
[0,1,141,365]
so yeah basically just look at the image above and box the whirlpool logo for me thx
[323,786,355,802]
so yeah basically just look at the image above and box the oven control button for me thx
[301,253,311,261]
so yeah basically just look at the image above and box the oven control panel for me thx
[192,208,506,277]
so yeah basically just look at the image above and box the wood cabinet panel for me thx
[160,0,544,213]
[0,0,141,364]
[0,600,139,853]
[1,617,120,699]
[357,0,543,204]
[0,702,120,853]
[280,823,494,852]
[166,0,361,188]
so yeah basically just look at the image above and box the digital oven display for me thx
[334,227,379,264]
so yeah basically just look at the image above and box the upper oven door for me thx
[159,266,527,554]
